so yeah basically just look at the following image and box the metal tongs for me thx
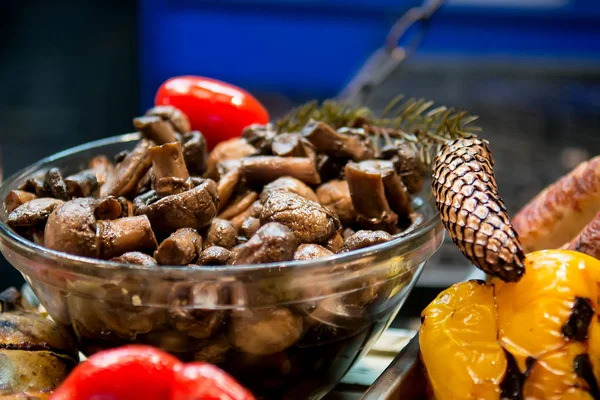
[337,0,445,105]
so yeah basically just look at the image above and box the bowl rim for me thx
[0,133,442,277]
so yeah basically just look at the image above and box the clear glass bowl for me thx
[0,133,444,400]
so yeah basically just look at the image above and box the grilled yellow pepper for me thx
[420,250,600,400]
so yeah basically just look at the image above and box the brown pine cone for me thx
[432,138,525,282]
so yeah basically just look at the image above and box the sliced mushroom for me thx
[218,191,258,220]
[100,139,153,198]
[88,155,114,186]
[18,176,49,197]
[115,197,133,217]
[154,228,203,265]
[196,246,233,266]
[7,198,64,228]
[96,215,158,259]
[134,115,178,145]
[345,160,413,233]
[204,219,237,250]
[182,131,208,176]
[230,201,262,232]
[44,197,157,259]
[316,180,357,226]
[111,252,158,267]
[149,141,191,197]
[216,168,241,213]
[260,192,340,244]
[379,143,425,194]
[240,217,261,239]
[241,123,277,154]
[271,132,315,158]
[293,244,333,261]
[207,138,256,179]
[136,179,219,234]
[145,105,191,135]
[240,156,321,185]
[168,282,226,339]
[64,169,99,198]
[301,121,375,161]
[4,191,37,214]
[259,176,318,204]
[230,307,303,355]
[325,231,344,253]
[316,154,347,182]
[232,222,299,265]
[43,168,69,201]
[340,230,393,253]
[194,335,232,364]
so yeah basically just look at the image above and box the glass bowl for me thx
[0,133,444,400]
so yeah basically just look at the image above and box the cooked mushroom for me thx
[7,198,63,228]
[88,155,113,186]
[345,160,413,232]
[182,131,208,175]
[316,154,347,182]
[216,168,241,213]
[18,176,49,197]
[379,143,425,194]
[218,191,258,220]
[194,335,232,364]
[100,139,153,198]
[44,197,157,259]
[115,196,133,217]
[43,168,69,201]
[168,282,225,339]
[232,222,299,265]
[149,141,191,197]
[134,115,179,145]
[111,252,158,267]
[340,230,393,253]
[196,246,232,266]
[135,179,219,234]
[241,123,277,154]
[259,177,318,204]
[4,191,37,214]
[230,307,303,355]
[154,228,203,265]
[301,121,374,161]
[271,132,316,159]
[325,231,344,253]
[240,217,261,239]
[293,244,334,261]
[241,156,321,186]
[207,138,256,179]
[204,219,237,250]
[145,105,191,135]
[316,180,357,226]
[342,227,355,239]
[64,170,99,198]
[260,192,340,244]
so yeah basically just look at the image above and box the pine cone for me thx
[432,138,525,282]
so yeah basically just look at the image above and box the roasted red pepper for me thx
[49,345,255,400]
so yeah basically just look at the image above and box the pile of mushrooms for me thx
[5,105,425,269]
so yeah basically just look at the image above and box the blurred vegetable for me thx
[155,76,270,150]
[50,345,254,400]
[420,250,600,400]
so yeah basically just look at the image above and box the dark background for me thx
[2,0,600,313]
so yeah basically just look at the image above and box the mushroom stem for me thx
[150,142,190,181]
[4,190,37,214]
[64,170,98,198]
[134,115,178,145]
[97,215,158,259]
[241,156,321,185]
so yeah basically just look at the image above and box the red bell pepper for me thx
[50,345,255,400]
